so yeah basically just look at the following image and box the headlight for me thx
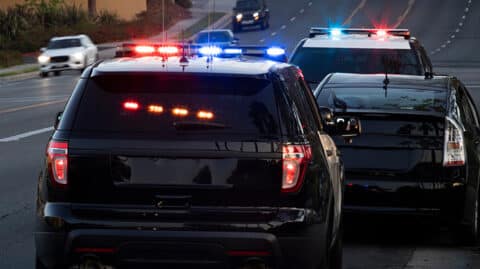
[253,12,260,19]
[72,52,84,61]
[38,55,50,64]
[236,13,243,21]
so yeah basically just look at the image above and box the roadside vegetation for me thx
[0,0,191,68]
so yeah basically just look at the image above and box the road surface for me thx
[1,0,480,268]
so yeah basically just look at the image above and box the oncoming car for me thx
[37,35,98,77]
[315,73,480,244]
[290,28,433,88]
[232,0,270,32]
[35,44,360,269]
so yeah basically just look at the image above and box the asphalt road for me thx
[1,0,480,268]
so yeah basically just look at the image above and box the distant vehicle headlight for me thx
[253,12,260,20]
[72,52,84,61]
[236,13,243,22]
[38,55,50,64]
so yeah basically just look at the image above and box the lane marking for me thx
[0,127,53,142]
[342,0,367,26]
[271,32,277,36]
[308,2,312,6]
[393,0,416,28]
[281,25,287,30]
[0,99,67,115]
[300,9,305,14]
[290,17,296,22]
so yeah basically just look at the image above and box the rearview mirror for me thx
[54,111,63,130]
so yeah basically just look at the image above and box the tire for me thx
[329,225,343,269]
[457,194,479,245]
[40,72,48,78]
[53,71,61,76]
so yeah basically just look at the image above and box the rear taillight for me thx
[47,141,68,185]
[282,144,312,193]
[443,117,465,167]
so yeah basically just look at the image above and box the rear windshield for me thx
[196,32,231,44]
[290,47,422,83]
[324,87,446,113]
[73,74,280,139]
[48,38,81,49]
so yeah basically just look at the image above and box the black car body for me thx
[232,0,270,32]
[290,28,434,88]
[315,73,480,243]
[35,55,351,268]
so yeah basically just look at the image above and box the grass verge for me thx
[0,66,38,78]
[180,12,227,40]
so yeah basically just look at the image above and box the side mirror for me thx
[40,47,46,53]
[54,111,63,130]
[318,106,334,125]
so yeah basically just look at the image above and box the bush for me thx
[175,0,193,9]
[0,50,23,68]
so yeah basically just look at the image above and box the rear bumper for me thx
[35,203,327,269]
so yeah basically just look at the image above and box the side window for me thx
[284,72,317,134]
[298,77,323,131]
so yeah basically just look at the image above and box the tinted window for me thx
[196,32,231,43]
[290,47,422,83]
[322,87,446,113]
[73,74,280,139]
[47,38,82,49]
[236,0,260,9]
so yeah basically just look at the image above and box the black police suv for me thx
[35,52,360,268]
[290,28,434,88]
[232,0,270,32]
[315,73,480,244]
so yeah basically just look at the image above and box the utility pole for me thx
[88,0,97,17]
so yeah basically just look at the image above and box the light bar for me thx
[309,27,411,39]
[134,45,155,54]
[158,46,179,54]
[330,28,342,36]
[223,48,243,55]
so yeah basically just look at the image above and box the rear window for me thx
[48,38,81,49]
[290,47,422,83]
[324,87,446,113]
[236,0,260,9]
[73,74,280,139]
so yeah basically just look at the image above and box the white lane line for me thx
[0,127,53,142]
[308,2,313,6]
[259,38,265,43]
[290,17,296,22]
[271,32,277,36]
[393,0,416,28]
[300,9,305,14]
[343,0,367,26]
[281,25,287,30]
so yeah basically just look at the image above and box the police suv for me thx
[35,44,360,269]
[289,28,434,87]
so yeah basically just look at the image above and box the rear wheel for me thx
[53,71,61,76]
[40,72,48,78]
[458,194,479,245]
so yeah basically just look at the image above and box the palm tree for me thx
[88,0,96,17]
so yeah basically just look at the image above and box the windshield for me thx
[74,74,280,138]
[47,38,82,49]
[326,87,446,113]
[290,47,422,83]
[235,0,261,10]
[195,32,231,44]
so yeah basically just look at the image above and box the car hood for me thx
[42,47,85,57]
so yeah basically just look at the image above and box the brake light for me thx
[443,117,465,167]
[148,104,164,113]
[197,110,214,120]
[47,141,68,185]
[282,144,312,193]
[134,45,155,54]
[158,46,179,55]
[376,29,387,37]
[123,101,139,111]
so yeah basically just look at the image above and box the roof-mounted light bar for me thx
[309,27,411,39]
[115,43,287,62]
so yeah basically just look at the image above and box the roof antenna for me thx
[382,56,390,98]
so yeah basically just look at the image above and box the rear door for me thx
[67,73,286,207]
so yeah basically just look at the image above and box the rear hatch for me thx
[67,73,285,207]
[326,86,447,208]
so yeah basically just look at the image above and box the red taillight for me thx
[376,30,387,37]
[282,144,312,193]
[47,141,68,185]
[158,46,179,55]
[123,101,139,111]
[443,117,466,167]
[134,45,155,54]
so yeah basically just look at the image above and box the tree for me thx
[88,0,96,17]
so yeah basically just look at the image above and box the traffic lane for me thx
[344,0,409,28]
[0,133,49,269]
[343,215,480,269]
[436,66,480,107]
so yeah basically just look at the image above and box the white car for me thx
[38,35,98,77]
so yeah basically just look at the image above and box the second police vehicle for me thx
[289,28,434,88]
[35,43,361,269]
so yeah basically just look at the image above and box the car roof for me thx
[303,35,412,50]
[323,73,451,90]
[198,29,232,34]
[92,56,286,77]
[51,35,86,41]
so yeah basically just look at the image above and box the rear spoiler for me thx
[115,43,288,62]
[309,28,411,39]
